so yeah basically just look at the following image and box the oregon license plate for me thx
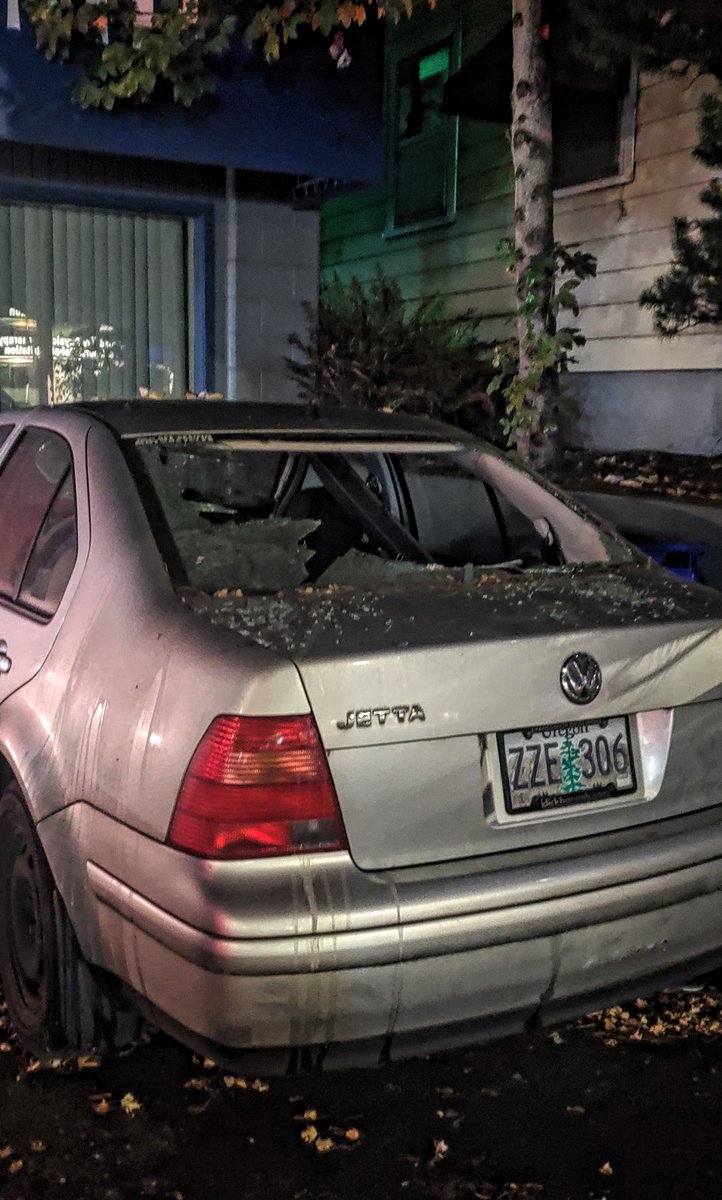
[498,716,636,815]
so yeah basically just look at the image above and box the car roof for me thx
[51,399,471,444]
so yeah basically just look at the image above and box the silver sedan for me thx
[1,399,722,1071]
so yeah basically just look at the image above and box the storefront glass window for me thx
[0,202,191,407]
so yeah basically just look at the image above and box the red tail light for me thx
[167,714,347,860]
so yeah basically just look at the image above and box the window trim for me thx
[553,63,639,199]
[0,179,214,396]
[384,25,462,239]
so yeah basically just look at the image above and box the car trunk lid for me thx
[184,564,722,869]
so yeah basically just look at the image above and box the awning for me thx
[0,4,382,183]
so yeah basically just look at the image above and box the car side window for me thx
[0,428,12,450]
[19,473,78,616]
[0,429,75,614]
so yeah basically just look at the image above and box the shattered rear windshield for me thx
[124,435,630,595]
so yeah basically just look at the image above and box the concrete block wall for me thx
[561,371,722,454]
[216,198,319,405]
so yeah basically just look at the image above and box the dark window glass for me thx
[393,41,455,228]
[0,429,72,602]
[0,427,12,449]
[19,472,77,616]
[552,62,632,189]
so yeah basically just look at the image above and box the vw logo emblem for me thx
[560,652,602,705]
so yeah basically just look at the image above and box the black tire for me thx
[0,783,145,1059]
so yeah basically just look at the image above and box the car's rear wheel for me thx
[0,783,144,1059]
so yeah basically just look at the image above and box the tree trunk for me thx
[511,0,557,466]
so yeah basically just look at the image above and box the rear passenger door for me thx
[0,426,80,704]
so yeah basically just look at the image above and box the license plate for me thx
[498,716,636,815]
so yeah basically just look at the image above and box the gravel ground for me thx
[2,983,722,1200]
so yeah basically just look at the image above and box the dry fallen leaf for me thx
[183,1078,209,1091]
[76,1055,101,1070]
[303,1109,318,1121]
[0,1146,13,1160]
[93,1097,111,1115]
[120,1092,142,1118]
[432,1139,449,1162]
[29,1140,46,1152]
[345,1127,361,1142]
[599,1162,613,1176]
[315,1137,334,1154]
[8,1160,23,1174]
[251,1079,269,1093]
[566,1105,586,1116]
[300,1125,318,1145]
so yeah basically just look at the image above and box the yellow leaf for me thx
[301,1125,318,1144]
[120,1092,142,1117]
[8,1160,23,1174]
[303,1109,318,1121]
[76,1055,101,1070]
[345,1127,361,1142]
[183,1078,209,1091]
[92,1098,111,1116]
[315,1137,334,1154]
[202,1058,216,1070]
[223,1076,236,1089]
[599,1162,613,1176]
[30,1140,46,1152]
[251,1078,269,1092]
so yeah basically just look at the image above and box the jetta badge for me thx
[337,705,426,731]
[560,652,602,705]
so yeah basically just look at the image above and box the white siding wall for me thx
[556,71,721,373]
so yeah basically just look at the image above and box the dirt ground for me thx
[2,983,722,1200]
[548,449,722,503]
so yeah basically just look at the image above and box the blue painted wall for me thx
[0,2,382,182]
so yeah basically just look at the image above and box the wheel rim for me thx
[4,830,45,1023]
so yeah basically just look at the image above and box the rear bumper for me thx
[87,848,722,1067]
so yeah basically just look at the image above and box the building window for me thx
[0,202,192,408]
[388,36,459,233]
[552,61,637,193]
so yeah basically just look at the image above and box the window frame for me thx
[0,179,214,399]
[552,63,639,199]
[0,427,76,617]
[384,22,462,238]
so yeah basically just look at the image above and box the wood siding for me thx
[320,3,720,373]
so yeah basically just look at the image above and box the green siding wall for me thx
[320,0,515,343]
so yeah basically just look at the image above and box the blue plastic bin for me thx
[635,540,706,583]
